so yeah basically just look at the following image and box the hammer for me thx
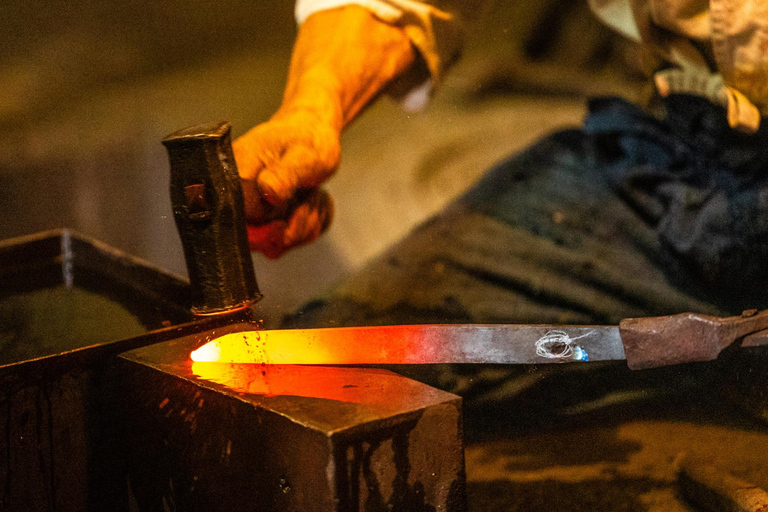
[163,122,261,316]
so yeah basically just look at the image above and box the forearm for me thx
[276,5,418,131]
[233,5,423,258]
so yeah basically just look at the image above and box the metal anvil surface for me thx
[119,321,466,512]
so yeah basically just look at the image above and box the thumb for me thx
[257,144,338,206]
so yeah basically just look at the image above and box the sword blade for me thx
[190,324,625,365]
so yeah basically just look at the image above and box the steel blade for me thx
[190,324,625,365]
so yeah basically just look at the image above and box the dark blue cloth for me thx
[287,95,768,336]
[585,95,768,306]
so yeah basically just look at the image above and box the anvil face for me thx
[119,321,467,511]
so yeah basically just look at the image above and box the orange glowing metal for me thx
[188,324,628,365]
[189,327,427,365]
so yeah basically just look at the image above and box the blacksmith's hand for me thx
[233,110,338,259]
[233,5,416,258]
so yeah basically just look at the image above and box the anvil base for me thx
[118,322,466,511]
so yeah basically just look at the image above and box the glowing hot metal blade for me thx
[190,324,626,365]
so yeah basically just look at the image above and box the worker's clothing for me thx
[286,93,768,329]
[297,0,768,132]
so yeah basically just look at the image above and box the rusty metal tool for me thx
[190,309,768,370]
[164,121,261,316]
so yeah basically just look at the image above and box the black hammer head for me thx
[164,122,261,315]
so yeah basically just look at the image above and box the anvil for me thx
[119,322,465,511]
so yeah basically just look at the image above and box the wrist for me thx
[277,68,345,133]
[283,6,416,129]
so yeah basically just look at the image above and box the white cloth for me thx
[295,0,480,83]
[296,0,768,132]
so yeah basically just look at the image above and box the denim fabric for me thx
[585,95,768,307]
[286,96,768,328]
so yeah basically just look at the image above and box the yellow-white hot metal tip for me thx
[190,341,222,362]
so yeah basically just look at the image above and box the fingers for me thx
[254,149,301,205]
[246,221,288,259]
[283,188,334,246]
[256,145,322,205]
[233,116,340,207]
[232,128,268,181]
[233,111,340,257]
[256,135,340,206]
[246,189,334,259]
